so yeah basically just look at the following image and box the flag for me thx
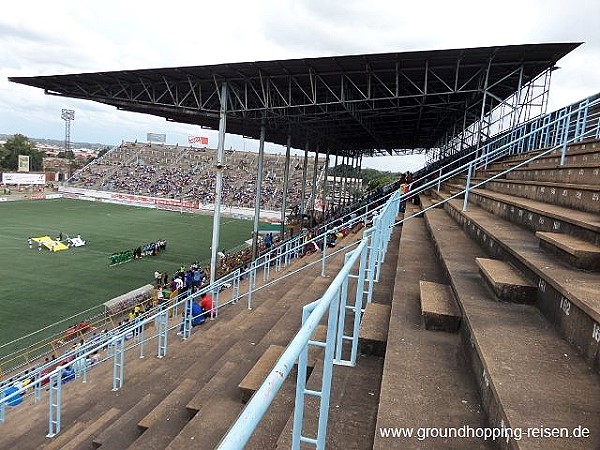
[188,136,208,145]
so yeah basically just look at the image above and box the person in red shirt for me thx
[200,292,214,316]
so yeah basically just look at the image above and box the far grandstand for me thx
[66,141,327,216]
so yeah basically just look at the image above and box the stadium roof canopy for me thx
[10,43,580,157]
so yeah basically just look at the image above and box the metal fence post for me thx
[47,367,63,437]
[462,162,473,211]
[112,335,125,391]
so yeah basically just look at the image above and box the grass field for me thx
[0,198,254,348]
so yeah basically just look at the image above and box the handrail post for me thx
[47,367,63,437]
[112,335,125,391]
[291,306,312,449]
[0,385,5,423]
[463,162,473,211]
[560,106,572,166]
[156,311,168,358]
[321,232,328,277]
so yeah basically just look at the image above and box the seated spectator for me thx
[200,292,214,316]
[177,299,205,336]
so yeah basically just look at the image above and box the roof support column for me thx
[251,118,267,261]
[210,82,228,285]
[322,149,330,217]
[357,154,363,199]
[511,65,524,128]
[352,155,358,202]
[301,142,309,215]
[333,153,339,212]
[280,134,292,238]
[342,155,348,207]
[477,58,493,154]
[310,145,319,219]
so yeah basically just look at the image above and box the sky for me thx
[1,0,599,173]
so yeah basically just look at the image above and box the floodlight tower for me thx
[61,108,75,155]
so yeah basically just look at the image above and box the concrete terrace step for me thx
[424,206,600,449]
[470,177,600,215]
[475,257,537,303]
[275,355,385,450]
[246,324,327,450]
[489,143,600,171]
[439,196,600,371]
[164,257,346,449]
[239,344,285,403]
[137,378,197,431]
[504,163,600,186]
[127,265,329,450]
[43,407,121,450]
[359,303,391,356]
[536,231,600,271]
[419,280,462,332]
[373,204,486,450]
[468,188,600,246]
[93,393,157,449]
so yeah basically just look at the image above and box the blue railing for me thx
[218,190,401,449]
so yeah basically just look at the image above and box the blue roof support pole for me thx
[210,82,228,286]
[301,142,309,215]
[112,335,125,391]
[47,367,63,437]
[281,134,292,238]
[252,117,267,260]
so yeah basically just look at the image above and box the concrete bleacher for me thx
[69,142,329,212]
[414,139,600,448]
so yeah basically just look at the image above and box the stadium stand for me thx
[4,43,600,448]
[68,143,327,213]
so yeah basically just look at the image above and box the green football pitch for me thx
[0,198,254,348]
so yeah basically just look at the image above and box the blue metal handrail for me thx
[218,190,401,450]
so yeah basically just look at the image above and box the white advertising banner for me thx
[2,172,45,185]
